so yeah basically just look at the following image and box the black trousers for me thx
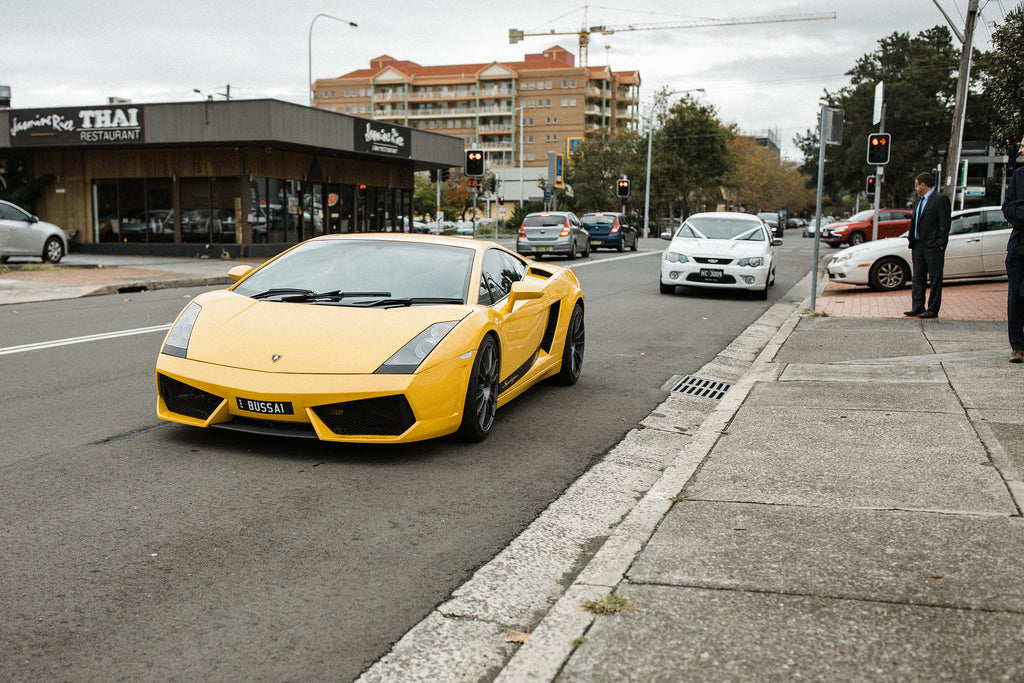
[1007,251,1024,351]
[910,244,944,314]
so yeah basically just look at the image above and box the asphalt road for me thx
[0,236,812,681]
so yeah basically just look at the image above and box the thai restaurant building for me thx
[0,99,463,256]
[312,46,640,203]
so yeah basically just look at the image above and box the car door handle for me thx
[966,238,981,243]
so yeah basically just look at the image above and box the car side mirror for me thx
[660,232,672,240]
[228,265,254,282]
[773,238,783,246]
[509,279,544,305]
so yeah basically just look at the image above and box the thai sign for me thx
[354,120,410,158]
[8,106,145,146]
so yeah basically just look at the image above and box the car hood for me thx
[832,236,909,260]
[668,237,768,258]
[182,290,471,374]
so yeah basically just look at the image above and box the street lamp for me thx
[308,14,358,106]
[642,88,704,238]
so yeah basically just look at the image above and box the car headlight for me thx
[737,257,764,267]
[376,321,459,374]
[664,251,689,264]
[162,302,202,358]
[831,251,851,264]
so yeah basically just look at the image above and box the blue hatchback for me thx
[581,212,638,252]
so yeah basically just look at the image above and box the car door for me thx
[480,250,548,390]
[980,209,1012,275]
[879,211,912,239]
[0,202,38,256]
[943,211,984,277]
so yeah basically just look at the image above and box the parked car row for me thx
[826,205,1011,291]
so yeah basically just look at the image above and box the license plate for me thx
[536,246,550,252]
[700,268,724,280]
[236,397,294,415]
[590,240,601,246]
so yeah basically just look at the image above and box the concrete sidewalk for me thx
[4,251,1022,680]
[360,270,1022,681]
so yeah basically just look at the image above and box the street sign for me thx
[466,178,479,189]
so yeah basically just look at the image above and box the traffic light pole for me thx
[871,105,885,242]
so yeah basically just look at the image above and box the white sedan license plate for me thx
[700,268,724,280]
[237,397,294,415]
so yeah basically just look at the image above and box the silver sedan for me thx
[0,200,69,263]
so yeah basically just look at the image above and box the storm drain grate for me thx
[670,375,731,400]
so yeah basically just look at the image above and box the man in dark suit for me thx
[1001,134,1024,364]
[904,172,952,319]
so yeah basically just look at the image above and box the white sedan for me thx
[826,205,1010,291]
[660,212,780,299]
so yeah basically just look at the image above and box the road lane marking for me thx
[1,253,661,357]
[0,324,172,356]
[566,250,661,268]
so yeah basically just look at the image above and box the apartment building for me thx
[313,46,639,200]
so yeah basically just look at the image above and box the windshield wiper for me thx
[279,290,392,303]
[355,297,465,308]
[250,287,317,300]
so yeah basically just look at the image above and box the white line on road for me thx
[1,252,661,357]
[0,324,172,356]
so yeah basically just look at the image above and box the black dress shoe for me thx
[917,311,938,318]
[904,309,924,316]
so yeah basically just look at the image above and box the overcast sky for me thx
[4,1,1008,160]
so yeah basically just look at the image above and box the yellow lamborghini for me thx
[156,233,585,443]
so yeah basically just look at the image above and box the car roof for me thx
[307,232,503,255]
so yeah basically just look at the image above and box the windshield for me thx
[233,240,475,304]
[677,217,766,241]
[523,214,568,227]
[582,215,616,227]
[847,210,875,222]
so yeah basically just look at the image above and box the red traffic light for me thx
[465,150,484,176]
[866,133,891,165]
[616,179,631,198]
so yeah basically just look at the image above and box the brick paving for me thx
[818,279,1008,321]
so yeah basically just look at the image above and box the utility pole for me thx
[940,0,980,199]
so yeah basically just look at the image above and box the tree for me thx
[725,137,814,214]
[650,94,735,218]
[978,3,1024,158]
[795,26,984,209]
[565,131,643,213]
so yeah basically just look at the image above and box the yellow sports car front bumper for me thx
[156,350,475,443]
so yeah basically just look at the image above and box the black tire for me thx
[869,256,909,292]
[660,281,675,294]
[554,303,585,385]
[630,236,638,251]
[456,335,500,442]
[582,240,590,258]
[43,237,64,264]
[617,237,625,252]
[848,232,866,246]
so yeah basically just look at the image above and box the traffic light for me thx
[466,150,484,177]
[441,168,450,182]
[867,133,891,165]
[866,175,876,196]
[489,177,497,193]
[498,196,504,205]
[616,179,631,199]
[429,169,438,182]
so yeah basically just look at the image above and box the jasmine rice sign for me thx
[354,121,410,158]
[9,106,144,146]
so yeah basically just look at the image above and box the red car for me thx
[820,209,912,247]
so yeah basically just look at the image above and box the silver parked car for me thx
[0,200,69,263]
[516,211,590,260]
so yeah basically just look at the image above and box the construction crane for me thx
[510,9,837,67]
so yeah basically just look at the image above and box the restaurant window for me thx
[91,178,174,243]
[180,178,241,244]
